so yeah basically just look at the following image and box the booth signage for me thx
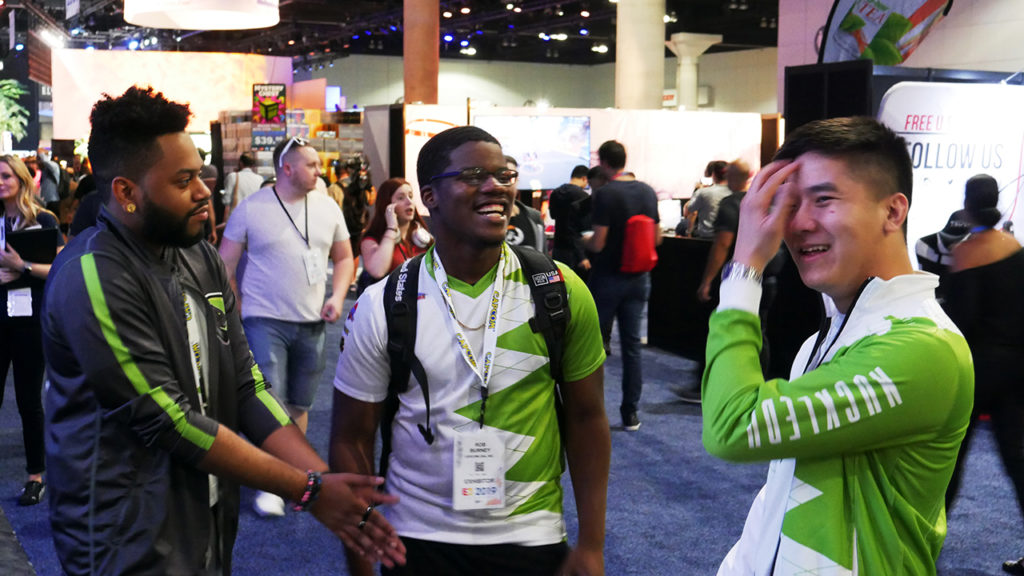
[878,81,1024,257]
[252,83,287,151]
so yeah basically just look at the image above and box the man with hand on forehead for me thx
[701,117,973,575]
[331,125,609,576]
[42,86,403,575]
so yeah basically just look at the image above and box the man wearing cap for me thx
[915,209,970,299]
[219,136,354,516]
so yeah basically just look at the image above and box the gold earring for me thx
[125,203,137,214]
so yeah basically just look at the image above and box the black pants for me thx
[946,358,1024,519]
[381,538,569,576]
[0,316,46,475]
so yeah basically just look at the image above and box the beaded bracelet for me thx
[292,470,322,512]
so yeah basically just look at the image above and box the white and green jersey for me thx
[335,245,605,545]
[704,273,974,576]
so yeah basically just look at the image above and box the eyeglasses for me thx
[429,167,518,187]
[277,137,309,168]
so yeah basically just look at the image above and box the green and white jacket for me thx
[703,273,974,576]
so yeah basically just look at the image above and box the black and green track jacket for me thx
[42,208,291,575]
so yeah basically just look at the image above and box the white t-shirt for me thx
[224,187,349,322]
[223,168,266,207]
[334,247,605,546]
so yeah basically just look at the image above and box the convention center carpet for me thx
[1,290,1020,575]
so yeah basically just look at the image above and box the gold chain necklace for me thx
[450,298,486,331]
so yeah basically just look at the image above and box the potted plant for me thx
[0,79,30,152]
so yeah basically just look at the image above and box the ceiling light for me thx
[128,39,140,50]
[124,0,279,30]
[552,33,568,41]
[460,39,469,47]
[770,18,777,29]
[14,42,24,51]
[443,33,454,43]
[538,32,550,41]
[664,11,678,23]
[442,10,453,18]
[506,2,514,9]
[580,28,589,36]
[591,43,608,53]
[580,10,590,18]
[513,6,522,13]
[760,16,767,28]
[460,6,471,15]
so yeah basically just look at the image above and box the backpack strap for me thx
[510,245,571,383]
[379,253,433,478]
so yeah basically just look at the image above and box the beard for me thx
[140,199,205,248]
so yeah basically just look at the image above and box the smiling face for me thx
[391,183,416,224]
[134,132,211,248]
[421,140,513,249]
[783,152,908,311]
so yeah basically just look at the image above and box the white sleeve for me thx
[333,285,390,403]
[223,194,248,243]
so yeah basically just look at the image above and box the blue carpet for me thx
[1,292,1021,575]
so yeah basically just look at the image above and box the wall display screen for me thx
[472,114,590,190]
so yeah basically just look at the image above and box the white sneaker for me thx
[253,491,286,517]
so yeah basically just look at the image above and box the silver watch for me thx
[721,261,762,284]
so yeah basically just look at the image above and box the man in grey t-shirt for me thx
[219,137,354,516]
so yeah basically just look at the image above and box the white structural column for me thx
[666,32,722,110]
[615,0,666,109]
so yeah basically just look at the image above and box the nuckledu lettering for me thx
[745,366,905,449]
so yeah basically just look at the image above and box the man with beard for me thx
[41,86,405,575]
[219,134,354,516]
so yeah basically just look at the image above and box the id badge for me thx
[302,248,326,285]
[7,287,32,317]
[452,430,505,510]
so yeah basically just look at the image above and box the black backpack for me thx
[377,245,570,478]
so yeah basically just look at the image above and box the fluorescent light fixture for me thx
[124,0,279,30]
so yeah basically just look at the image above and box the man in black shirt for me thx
[549,164,591,276]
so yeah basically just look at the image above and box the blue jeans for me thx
[590,272,650,419]
[242,317,326,411]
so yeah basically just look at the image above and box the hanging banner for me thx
[877,81,1024,259]
[819,0,953,65]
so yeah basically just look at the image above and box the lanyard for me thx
[182,290,209,414]
[430,245,507,428]
[272,186,309,247]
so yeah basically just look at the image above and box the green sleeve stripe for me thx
[251,363,291,425]
[80,254,216,451]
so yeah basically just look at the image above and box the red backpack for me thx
[620,214,658,273]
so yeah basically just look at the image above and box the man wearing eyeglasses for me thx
[331,126,610,576]
[219,136,354,517]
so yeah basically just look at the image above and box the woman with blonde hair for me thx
[0,154,64,506]
[355,177,432,295]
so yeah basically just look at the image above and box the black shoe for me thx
[1004,557,1024,575]
[17,480,45,506]
[622,412,641,431]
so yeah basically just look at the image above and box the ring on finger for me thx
[361,505,374,522]
[358,520,367,530]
